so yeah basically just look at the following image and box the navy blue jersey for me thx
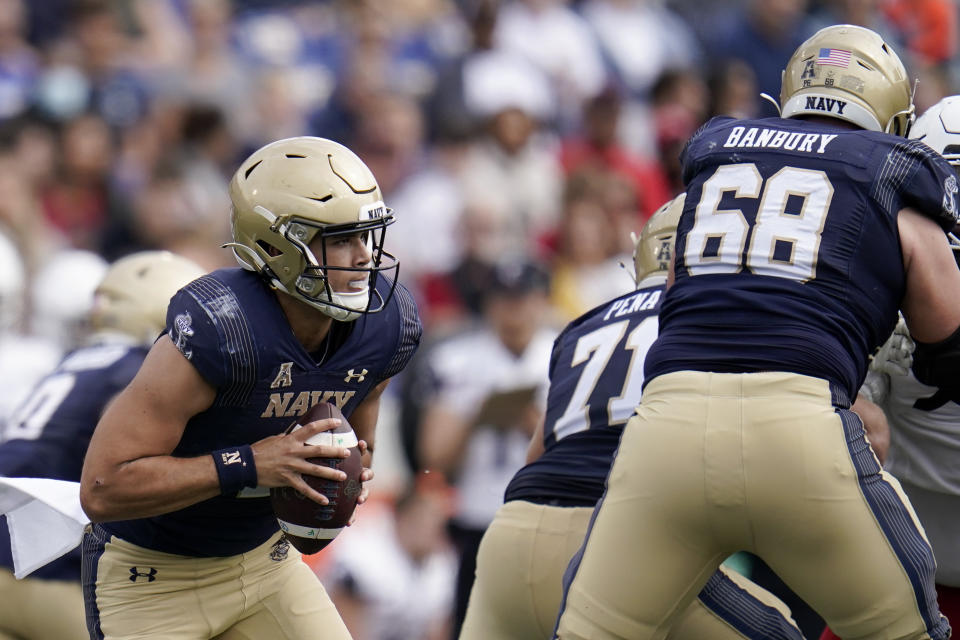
[103,268,422,557]
[0,342,148,580]
[505,283,662,507]
[645,116,959,399]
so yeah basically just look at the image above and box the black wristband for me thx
[211,445,258,496]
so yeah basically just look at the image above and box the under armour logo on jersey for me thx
[271,362,294,388]
[129,567,157,582]
[344,368,368,383]
[170,312,195,360]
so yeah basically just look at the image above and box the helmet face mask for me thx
[780,24,914,136]
[287,213,398,321]
[228,137,399,321]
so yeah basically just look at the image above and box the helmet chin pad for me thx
[311,286,370,322]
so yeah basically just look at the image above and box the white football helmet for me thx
[226,136,398,322]
[911,95,960,166]
[634,194,684,285]
[89,251,206,346]
[780,24,914,135]
[30,249,108,350]
[0,231,25,333]
[912,96,960,265]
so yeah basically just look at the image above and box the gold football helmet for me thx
[634,194,684,285]
[780,24,914,135]
[226,136,397,321]
[90,251,205,345]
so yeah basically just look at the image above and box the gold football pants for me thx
[0,567,87,640]
[82,527,350,640]
[556,371,948,640]
[460,500,801,639]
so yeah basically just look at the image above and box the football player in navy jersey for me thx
[0,251,205,640]
[556,25,960,640]
[460,195,805,640]
[79,137,422,640]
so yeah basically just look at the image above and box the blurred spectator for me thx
[805,0,903,45]
[127,154,233,271]
[323,478,457,640]
[39,113,115,250]
[457,47,562,259]
[356,92,467,288]
[415,203,507,333]
[493,0,606,130]
[307,0,457,144]
[708,58,761,120]
[705,0,810,117]
[428,0,498,143]
[0,0,39,120]
[153,0,254,138]
[417,258,557,638]
[561,85,673,221]
[36,0,150,129]
[0,232,62,425]
[884,0,957,68]
[548,171,637,321]
[0,118,60,271]
[579,0,701,100]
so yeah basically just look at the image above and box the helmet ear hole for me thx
[257,240,282,257]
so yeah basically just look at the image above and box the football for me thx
[270,402,364,554]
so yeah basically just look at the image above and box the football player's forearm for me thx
[80,454,221,522]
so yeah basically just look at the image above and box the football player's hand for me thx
[348,439,374,526]
[251,418,349,505]
[870,315,914,377]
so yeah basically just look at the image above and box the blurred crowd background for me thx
[0,1,957,638]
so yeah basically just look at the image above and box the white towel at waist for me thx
[0,477,89,578]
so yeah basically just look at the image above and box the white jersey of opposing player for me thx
[864,368,960,586]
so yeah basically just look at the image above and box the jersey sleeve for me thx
[680,116,736,186]
[165,279,239,390]
[381,282,423,382]
[874,138,960,231]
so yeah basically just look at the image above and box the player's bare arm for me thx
[525,419,545,465]
[419,402,472,476]
[80,336,348,521]
[341,378,388,507]
[347,378,389,463]
[852,392,890,464]
[898,207,960,342]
